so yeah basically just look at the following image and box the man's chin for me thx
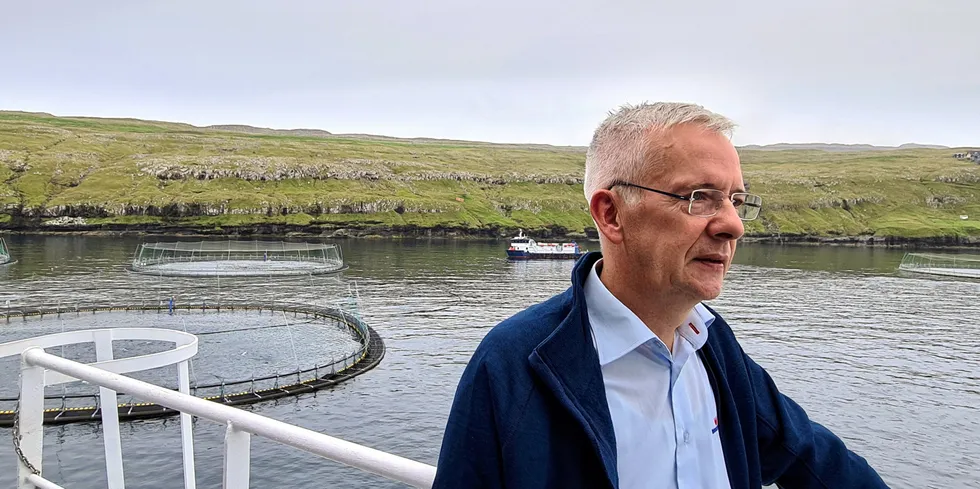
[689,282,724,302]
[685,269,726,298]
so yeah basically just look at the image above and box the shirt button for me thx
[683,431,691,443]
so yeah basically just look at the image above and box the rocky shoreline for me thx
[2,222,978,249]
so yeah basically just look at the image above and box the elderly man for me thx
[431,102,888,489]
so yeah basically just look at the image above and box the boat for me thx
[506,229,585,260]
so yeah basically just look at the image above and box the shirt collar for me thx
[678,302,714,351]
[584,259,716,366]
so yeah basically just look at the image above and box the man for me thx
[432,102,888,488]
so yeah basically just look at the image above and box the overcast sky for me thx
[2,1,978,147]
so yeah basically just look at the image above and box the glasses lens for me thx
[736,194,763,220]
[688,189,725,217]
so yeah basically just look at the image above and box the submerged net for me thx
[0,302,377,416]
[898,252,980,279]
[129,240,346,277]
[0,237,10,265]
[0,266,381,423]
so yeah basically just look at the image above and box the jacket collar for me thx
[527,251,619,489]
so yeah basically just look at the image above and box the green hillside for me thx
[0,111,977,242]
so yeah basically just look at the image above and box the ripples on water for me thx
[0,236,978,488]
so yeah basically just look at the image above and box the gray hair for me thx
[583,102,736,203]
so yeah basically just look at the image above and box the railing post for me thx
[177,360,197,489]
[94,330,126,489]
[17,356,45,489]
[222,423,251,489]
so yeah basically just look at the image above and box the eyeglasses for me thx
[608,182,763,221]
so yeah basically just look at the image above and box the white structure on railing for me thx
[1,328,199,489]
[1,328,436,489]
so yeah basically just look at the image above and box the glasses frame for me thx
[608,181,762,221]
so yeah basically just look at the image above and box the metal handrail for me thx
[16,346,436,489]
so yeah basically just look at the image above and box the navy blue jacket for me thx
[432,252,888,488]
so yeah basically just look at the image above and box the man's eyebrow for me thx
[680,182,747,193]
[683,182,723,191]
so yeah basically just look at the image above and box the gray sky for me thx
[2,0,978,147]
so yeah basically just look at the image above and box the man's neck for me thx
[597,260,695,353]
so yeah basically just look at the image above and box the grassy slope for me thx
[740,150,980,238]
[0,111,977,239]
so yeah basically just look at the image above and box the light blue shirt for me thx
[584,260,731,489]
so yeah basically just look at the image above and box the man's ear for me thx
[589,189,626,245]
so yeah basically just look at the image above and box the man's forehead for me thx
[649,126,738,165]
[646,145,742,184]
[671,132,738,159]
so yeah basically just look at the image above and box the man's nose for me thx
[708,199,745,240]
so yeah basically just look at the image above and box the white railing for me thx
[4,328,200,489]
[8,329,436,489]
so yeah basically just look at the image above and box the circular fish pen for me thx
[899,252,980,279]
[0,301,384,425]
[128,240,346,277]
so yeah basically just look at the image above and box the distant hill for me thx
[205,124,334,138]
[739,142,950,152]
[124,121,963,154]
[205,126,586,151]
[0,110,956,153]
[897,143,952,150]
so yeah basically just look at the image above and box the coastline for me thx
[2,223,978,249]
[2,111,978,252]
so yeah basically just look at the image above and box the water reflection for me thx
[0,235,976,488]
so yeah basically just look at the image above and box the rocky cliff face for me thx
[133,155,582,185]
[10,199,455,219]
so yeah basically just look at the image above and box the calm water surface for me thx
[0,235,977,488]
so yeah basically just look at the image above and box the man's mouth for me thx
[693,254,728,266]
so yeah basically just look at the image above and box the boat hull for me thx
[507,250,583,260]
